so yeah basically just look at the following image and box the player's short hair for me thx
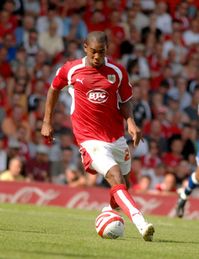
[85,31,108,46]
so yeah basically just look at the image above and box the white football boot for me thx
[176,188,188,218]
[139,223,155,241]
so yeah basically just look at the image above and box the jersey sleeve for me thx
[118,65,133,103]
[52,63,69,90]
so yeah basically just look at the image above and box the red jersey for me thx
[52,57,132,144]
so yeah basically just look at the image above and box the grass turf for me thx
[0,203,198,259]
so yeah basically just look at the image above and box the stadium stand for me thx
[0,0,199,196]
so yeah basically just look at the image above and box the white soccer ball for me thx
[95,210,124,239]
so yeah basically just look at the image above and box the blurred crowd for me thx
[0,0,199,195]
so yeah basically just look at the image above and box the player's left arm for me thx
[120,100,143,147]
[118,65,143,147]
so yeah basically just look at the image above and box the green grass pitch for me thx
[0,203,198,259]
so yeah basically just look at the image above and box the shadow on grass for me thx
[0,228,48,234]
[2,248,104,258]
[120,236,199,245]
[155,239,199,244]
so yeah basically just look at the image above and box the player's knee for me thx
[105,166,125,186]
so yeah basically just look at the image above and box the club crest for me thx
[107,74,116,84]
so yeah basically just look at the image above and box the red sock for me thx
[110,184,141,221]
[110,195,119,209]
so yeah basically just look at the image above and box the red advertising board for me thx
[0,181,198,219]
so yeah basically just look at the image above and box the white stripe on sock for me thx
[117,190,139,214]
[117,190,147,229]
[192,172,199,184]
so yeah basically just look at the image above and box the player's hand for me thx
[41,121,54,144]
[128,124,144,147]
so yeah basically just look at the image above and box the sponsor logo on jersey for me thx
[87,89,109,103]
[107,74,116,84]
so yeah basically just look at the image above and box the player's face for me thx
[84,40,107,68]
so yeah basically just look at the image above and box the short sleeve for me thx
[118,65,133,103]
[52,63,69,90]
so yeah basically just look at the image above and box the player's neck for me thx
[85,56,105,68]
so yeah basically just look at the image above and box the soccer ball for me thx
[95,210,124,239]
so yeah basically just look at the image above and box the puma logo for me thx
[76,78,84,84]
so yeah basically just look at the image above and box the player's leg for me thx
[80,139,154,241]
[176,166,199,217]
[102,173,130,211]
[105,165,154,241]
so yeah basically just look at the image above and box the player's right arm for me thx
[41,64,69,143]
[41,87,60,143]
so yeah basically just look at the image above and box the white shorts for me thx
[80,137,131,176]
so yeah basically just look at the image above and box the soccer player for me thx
[176,104,199,217]
[41,31,155,241]
[176,152,199,217]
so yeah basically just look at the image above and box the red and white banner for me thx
[0,181,198,219]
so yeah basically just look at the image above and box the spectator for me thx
[0,9,17,41]
[7,137,20,162]
[23,29,39,66]
[156,2,172,35]
[141,13,162,44]
[64,165,86,187]
[132,175,152,193]
[175,160,192,187]
[0,132,7,172]
[50,146,75,184]
[188,68,199,94]
[33,49,49,77]
[86,10,106,32]
[141,139,162,169]
[2,104,31,139]
[63,12,88,43]
[25,144,50,182]
[131,1,150,32]
[0,47,12,79]
[0,76,7,123]
[183,19,199,46]
[181,124,196,162]
[173,1,190,31]
[184,88,199,123]
[107,9,127,47]
[147,42,165,90]
[0,156,23,181]
[0,33,17,62]
[133,44,151,78]
[38,21,64,58]
[162,136,183,173]
[132,83,151,127]
[15,14,35,47]
[181,53,199,82]
[36,3,63,36]
[129,157,143,187]
[24,0,40,17]
[64,40,84,60]
[0,0,198,193]
[162,30,187,64]
[155,173,176,193]
[144,119,168,154]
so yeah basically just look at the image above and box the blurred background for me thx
[0,0,199,198]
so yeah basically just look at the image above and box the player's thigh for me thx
[112,137,131,176]
[80,140,117,176]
